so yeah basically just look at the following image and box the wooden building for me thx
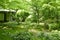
[0,9,16,22]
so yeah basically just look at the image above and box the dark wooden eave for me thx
[0,9,16,13]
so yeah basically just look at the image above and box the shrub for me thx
[12,31,32,40]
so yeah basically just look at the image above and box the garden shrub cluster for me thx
[10,30,60,40]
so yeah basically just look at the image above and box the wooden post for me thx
[4,12,7,22]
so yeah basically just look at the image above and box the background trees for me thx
[0,0,60,30]
[0,0,60,31]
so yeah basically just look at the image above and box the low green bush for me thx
[12,31,32,40]
[11,30,60,40]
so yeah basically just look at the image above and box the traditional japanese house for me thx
[0,9,16,22]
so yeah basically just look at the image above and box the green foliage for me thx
[0,29,13,40]
[12,31,32,40]
[15,10,29,24]
[0,0,60,40]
